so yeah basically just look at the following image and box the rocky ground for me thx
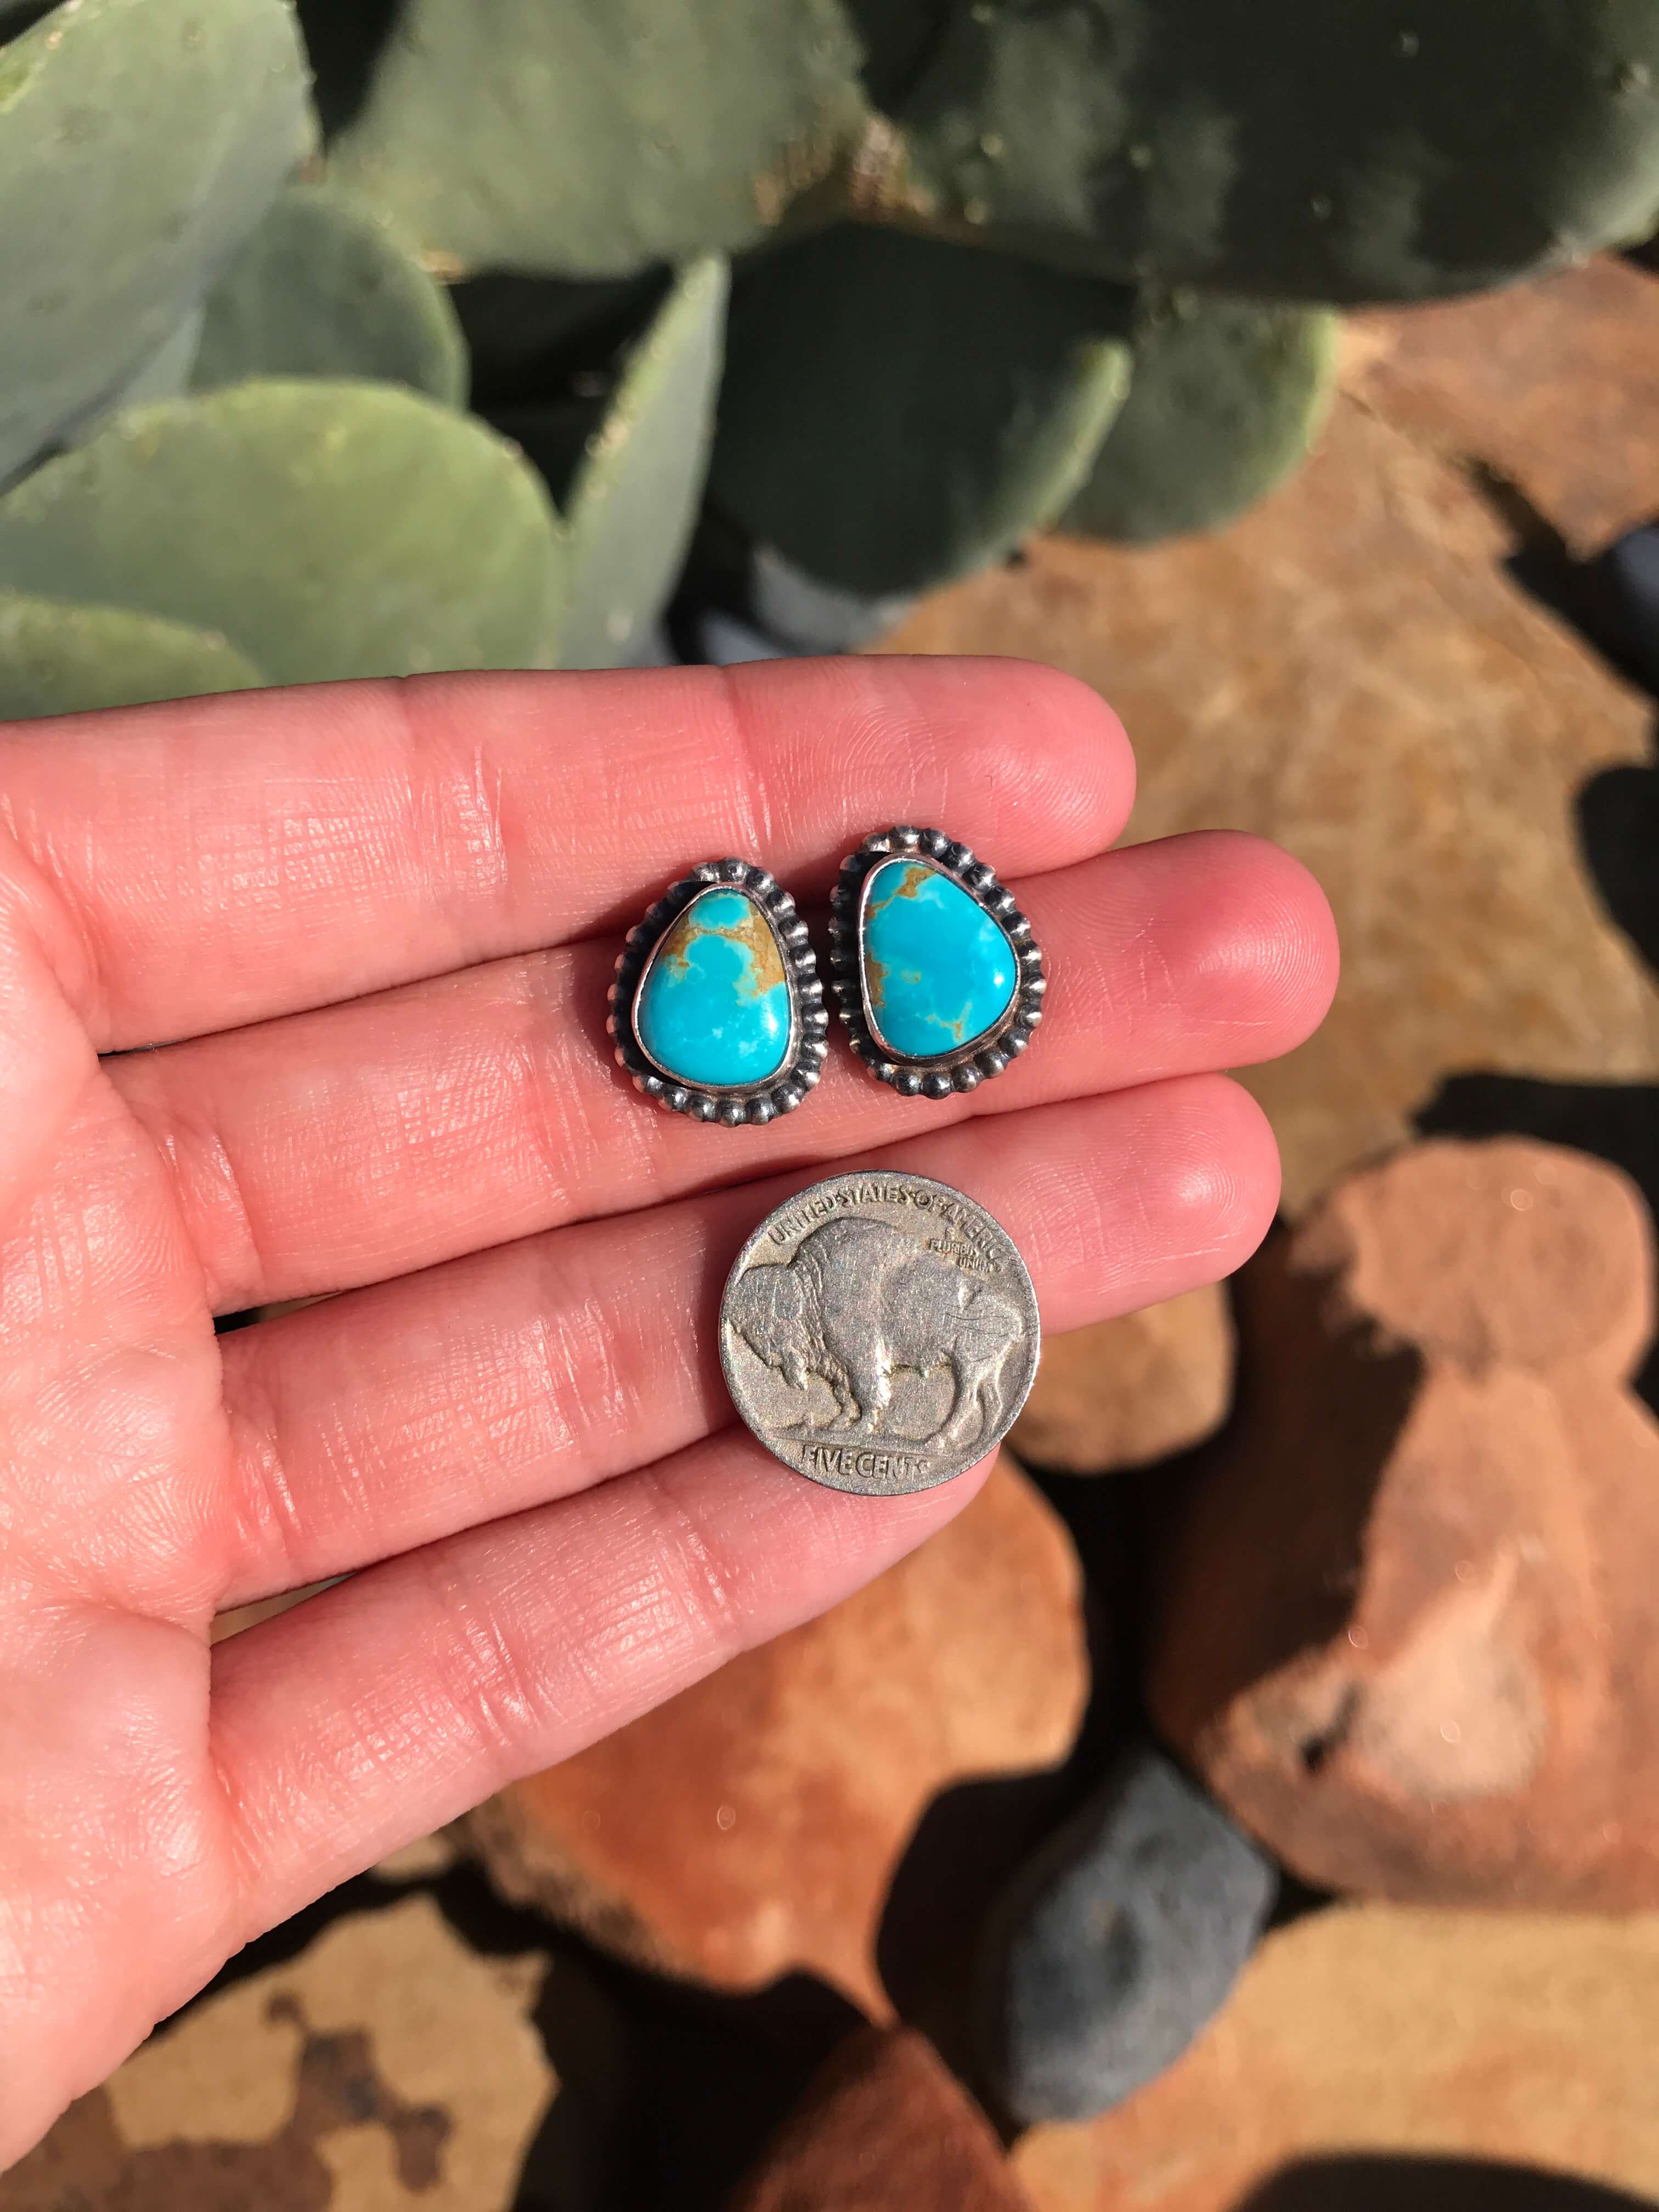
[8,253,1659,2212]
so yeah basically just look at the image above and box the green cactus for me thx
[7,0,1649,728]
[323,0,868,280]
[192,183,469,407]
[557,256,729,670]
[0,590,262,719]
[709,223,1131,597]
[1062,294,1339,543]
[0,380,568,685]
[62,309,207,442]
[884,0,1659,303]
[0,0,313,486]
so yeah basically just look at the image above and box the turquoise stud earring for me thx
[610,859,828,1124]
[828,827,1044,1096]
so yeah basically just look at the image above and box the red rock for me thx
[467,1458,1087,2013]
[1148,1137,1659,1908]
[1009,1288,1234,1475]
[877,401,1659,1211]
[1012,1901,1659,2212]
[726,2028,1034,2212]
[1344,256,1659,556]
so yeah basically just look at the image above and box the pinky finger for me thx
[208,1432,995,1934]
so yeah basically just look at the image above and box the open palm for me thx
[0,656,1335,2163]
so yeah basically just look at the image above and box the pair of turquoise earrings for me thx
[608,826,1046,1126]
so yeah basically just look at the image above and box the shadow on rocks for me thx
[878,1765,1083,2091]
[425,1860,863,2212]
[877,1459,1147,2090]
[1234,2155,1657,2212]
[575,1971,863,2212]
[1578,757,1659,985]
[1419,558,1659,1417]
[166,1854,864,2212]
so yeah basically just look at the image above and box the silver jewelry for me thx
[828,826,1045,1097]
[608,858,828,1125]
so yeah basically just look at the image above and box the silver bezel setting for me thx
[828,826,1045,1097]
[608,858,828,1125]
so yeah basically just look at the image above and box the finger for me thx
[213,1075,1279,1609]
[211,1423,993,1932]
[8,658,1132,1051]
[114,832,1336,1312]
[0,848,100,1229]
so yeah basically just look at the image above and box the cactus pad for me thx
[0,0,313,484]
[324,0,869,279]
[193,184,469,407]
[0,590,263,719]
[557,256,728,670]
[893,0,1659,302]
[1063,294,1339,543]
[0,380,568,685]
[709,223,1131,596]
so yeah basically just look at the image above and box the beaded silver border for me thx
[608,858,828,1125]
[828,826,1045,1096]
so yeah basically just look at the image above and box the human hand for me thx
[0,657,1336,2160]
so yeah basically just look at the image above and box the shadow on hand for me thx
[1235,2154,1656,2212]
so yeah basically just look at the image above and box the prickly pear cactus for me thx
[323,0,869,279]
[557,255,729,670]
[883,0,1659,303]
[192,183,469,406]
[0,0,314,485]
[0,381,568,684]
[0,591,262,719]
[710,223,1132,597]
[1063,294,1339,543]
[12,0,1657,725]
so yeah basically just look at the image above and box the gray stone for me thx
[976,1747,1276,2126]
[751,543,915,653]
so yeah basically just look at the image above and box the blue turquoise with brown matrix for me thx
[862,859,1017,1058]
[635,888,792,1088]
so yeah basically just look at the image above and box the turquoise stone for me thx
[862,858,1017,1058]
[635,887,792,1089]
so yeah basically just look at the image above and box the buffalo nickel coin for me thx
[720,1171,1041,1495]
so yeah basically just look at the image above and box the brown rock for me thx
[370,1826,465,1883]
[727,2028,1034,2212]
[466,1458,1088,2015]
[2,1895,561,2211]
[0,2090,127,2212]
[1344,255,1659,556]
[876,399,1659,1211]
[1009,1287,1234,1474]
[1012,1901,1659,2212]
[1147,1137,1659,1908]
[210,1578,339,1643]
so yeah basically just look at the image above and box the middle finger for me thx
[112,831,1333,1313]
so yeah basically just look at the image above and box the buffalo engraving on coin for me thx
[720,1173,1041,1494]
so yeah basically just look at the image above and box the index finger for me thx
[0,656,1132,1051]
